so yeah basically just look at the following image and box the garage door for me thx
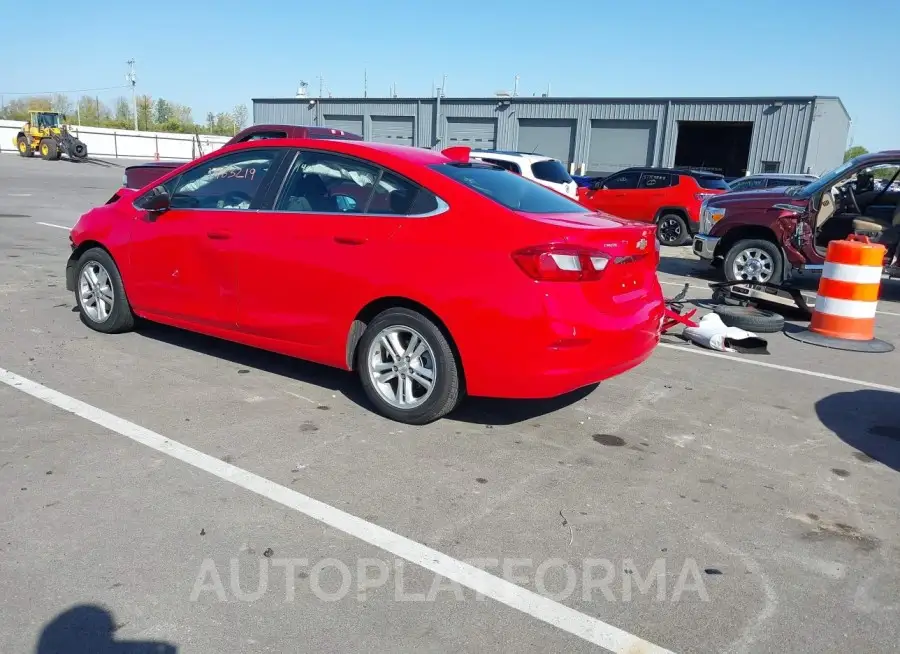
[322,115,363,137]
[371,116,414,147]
[446,118,496,150]
[516,119,576,165]
[588,120,656,175]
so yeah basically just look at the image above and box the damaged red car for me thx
[68,140,664,424]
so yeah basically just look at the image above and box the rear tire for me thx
[17,136,33,158]
[74,247,135,334]
[357,308,463,424]
[656,213,690,246]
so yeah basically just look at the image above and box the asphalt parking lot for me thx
[1,154,899,654]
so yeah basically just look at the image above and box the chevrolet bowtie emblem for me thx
[636,238,648,250]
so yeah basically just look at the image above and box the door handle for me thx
[334,236,367,245]
[207,231,231,240]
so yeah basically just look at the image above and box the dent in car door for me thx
[127,147,284,327]
[233,149,442,367]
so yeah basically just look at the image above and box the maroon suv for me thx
[122,124,362,189]
[693,151,900,283]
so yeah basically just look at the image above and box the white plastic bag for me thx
[682,312,768,353]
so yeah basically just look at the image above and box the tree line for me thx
[0,93,249,136]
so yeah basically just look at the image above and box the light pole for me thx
[126,59,137,131]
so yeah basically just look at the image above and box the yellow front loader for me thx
[14,111,88,161]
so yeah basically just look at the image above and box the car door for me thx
[127,147,284,328]
[585,171,641,218]
[631,172,672,220]
[232,148,444,365]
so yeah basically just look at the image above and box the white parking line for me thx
[658,343,900,393]
[0,367,675,654]
[35,222,71,231]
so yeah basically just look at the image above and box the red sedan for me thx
[66,139,664,424]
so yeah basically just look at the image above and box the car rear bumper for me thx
[464,294,665,399]
[692,234,720,260]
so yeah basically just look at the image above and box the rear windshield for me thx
[696,176,731,190]
[432,163,587,214]
[531,159,573,184]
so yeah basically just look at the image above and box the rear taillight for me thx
[695,192,716,202]
[512,245,610,282]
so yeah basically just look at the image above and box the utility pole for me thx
[126,59,137,131]
[318,75,324,98]
[441,73,447,97]
[513,74,519,97]
[364,69,368,98]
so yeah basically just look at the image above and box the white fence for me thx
[0,119,231,161]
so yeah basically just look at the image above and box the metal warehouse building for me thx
[252,95,850,178]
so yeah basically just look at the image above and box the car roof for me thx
[221,137,452,166]
[739,173,818,180]
[469,150,556,163]
[615,167,726,179]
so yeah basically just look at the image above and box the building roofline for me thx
[253,94,845,107]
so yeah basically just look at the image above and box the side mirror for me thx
[143,189,171,213]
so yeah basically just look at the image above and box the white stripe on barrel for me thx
[814,296,879,319]
[822,262,884,284]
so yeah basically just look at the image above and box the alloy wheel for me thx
[79,260,115,323]
[366,326,437,409]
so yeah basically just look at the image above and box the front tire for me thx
[357,308,463,424]
[74,247,135,334]
[41,139,58,160]
[723,238,784,284]
[656,213,690,246]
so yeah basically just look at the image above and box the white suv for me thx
[469,150,578,199]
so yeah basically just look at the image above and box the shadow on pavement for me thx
[36,604,176,653]
[815,389,900,472]
[134,322,592,426]
[75,158,124,168]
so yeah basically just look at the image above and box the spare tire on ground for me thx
[712,305,785,333]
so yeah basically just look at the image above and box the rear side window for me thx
[638,173,671,188]
[696,176,731,191]
[241,131,288,142]
[602,171,640,189]
[433,163,587,214]
[767,178,797,188]
[730,177,765,191]
[531,159,573,184]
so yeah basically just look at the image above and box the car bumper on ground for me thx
[692,234,720,260]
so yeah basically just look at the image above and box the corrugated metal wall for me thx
[252,97,848,175]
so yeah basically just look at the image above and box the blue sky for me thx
[1,0,896,152]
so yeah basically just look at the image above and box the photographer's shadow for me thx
[36,605,176,654]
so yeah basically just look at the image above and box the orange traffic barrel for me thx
[786,235,893,352]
